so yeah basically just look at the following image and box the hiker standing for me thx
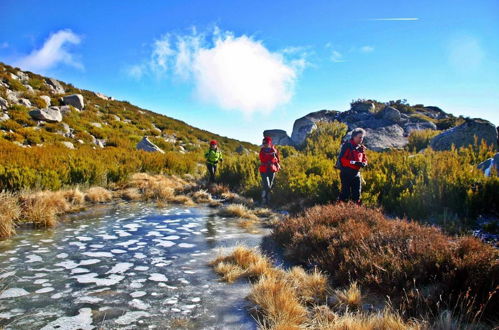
[205,140,223,184]
[337,128,368,204]
[259,136,280,205]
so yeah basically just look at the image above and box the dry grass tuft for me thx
[85,187,113,203]
[119,188,142,201]
[62,188,86,207]
[285,267,329,304]
[128,173,187,201]
[208,183,230,196]
[169,194,196,206]
[253,208,274,218]
[0,192,21,238]
[334,282,363,309]
[221,191,254,206]
[191,189,213,203]
[218,204,259,221]
[20,193,58,228]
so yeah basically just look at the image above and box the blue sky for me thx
[1,0,498,143]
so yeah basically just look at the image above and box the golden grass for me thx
[62,188,86,206]
[119,188,142,201]
[0,192,21,238]
[169,194,196,206]
[211,246,429,330]
[218,204,259,221]
[221,191,254,206]
[334,282,363,309]
[191,189,213,203]
[128,173,189,201]
[20,193,58,228]
[85,187,113,203]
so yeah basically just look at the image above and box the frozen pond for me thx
[0,202,269,329]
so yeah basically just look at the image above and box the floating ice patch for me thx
[79,259,101,266]
[73,273,124,286]
[115,239,139,247]
[133,253,146,259]
[56,253,69,259]
[164,297,178,305]
[82,251,113,258]
[123,223,141,231]
[148,273,168,282]
[115,230,132,237]
[155,240,175,248]
[110,249,127,254]
[89,244,105,249]
[191,297,201,303]
[98,234,118,240]
[0,288,30,299]
[71,268,90,274]
[55,260,79,270]
[0,271,15,279]
[34,279,49,284]
[178,278,190,285]
[75,296,104,304]
[26,254,42,263]
[178,243,195,248]
[134,266,149,271]
[183,270,196,274]
[76,236,93,241]
[106,263,133,274]
[129,298,150,310]
[164,235,180,240]
[146,231,162,237]
[35,287,54,294]
[69,242,86,249]
[114,311,150,325]
[40,308,93,330]
[130,291,147,298]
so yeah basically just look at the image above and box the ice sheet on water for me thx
[73,273,125,286]
[115,239,139,247]
[82,251,113,258]
[40,308,93,330]
[106,262,133,274]
[0,288,30,299]
[178,243,195,248]
[129,298,150,310]
[35,287,54,294]
[148,273,168,282]
[56,253,68,259]
[114,311,150,325]
[110,249,127,254]
[26,254,42,263]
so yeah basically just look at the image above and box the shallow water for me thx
[0,202,269,329]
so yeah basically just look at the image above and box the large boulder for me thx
[290,110,339,146]
[61,94,85,110]
[45,78,65,94]
[377,106,401,123]
[477,153,499,177]
[39,95,51,107]
[351,101,375,113]
[430,118,498,151]
[29,107,63,122]
[361,125,408,151]
[136,137,164,153]
[0,96,8,111]
[263,129,294,146]
[403,121,437,136]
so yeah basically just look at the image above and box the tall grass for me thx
[0,192,21,237]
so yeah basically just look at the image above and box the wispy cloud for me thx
[447,34,484,73]
[128,27,308,115]
[331,50,345,63]
[360,45,374,53]
[368,18,419,21]
[14,29,83,72]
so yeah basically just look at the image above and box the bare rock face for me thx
[351,101,375,113]
[0,96,8,111]
[430,118,498,151]
[377,106,401,123]
[45,78,65,94]
[477,153,499,176]
[39,95,51,107]
[291,110,339,146]
[263,129,294,146]
[29,107,63,122]
[61,94,85,110]
[136,137,164,153]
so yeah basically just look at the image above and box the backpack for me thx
[335,142,352,169]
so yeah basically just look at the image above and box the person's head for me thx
[262,136,272,147]
[210,140,218,149]
[351,128,365,144]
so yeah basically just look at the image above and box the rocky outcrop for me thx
[61,141,75,149]
[0,96,8,110]
[136,137,164,153]
[95,92,113,101]
[46,78,65,94]
[263,129,294,146]
[61,94,85,110]
[478,153,499,176]
[29,107,62,122]
[265,101,451,151]
[430,118,498,151]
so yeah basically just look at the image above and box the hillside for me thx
[0,62,255,153]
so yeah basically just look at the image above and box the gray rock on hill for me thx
[61,94,85,110]
[46,78,65,94]
[430,118,498,151]
[477,153,499,176]
[291,110,339,146]
[263,129,294,146]
[136,137,165,153]
[29,107,63,122]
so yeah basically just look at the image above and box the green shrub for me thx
[407,129,440,152]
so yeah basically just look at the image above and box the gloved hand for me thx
[355,161,367,167]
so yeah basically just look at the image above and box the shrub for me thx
[407,129,440,152]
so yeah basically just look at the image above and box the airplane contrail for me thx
[368,18,419,21]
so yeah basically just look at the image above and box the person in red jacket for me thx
[259,136,280,205]
[338,128,368,204]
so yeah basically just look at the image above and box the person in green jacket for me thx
[205,140,223,183]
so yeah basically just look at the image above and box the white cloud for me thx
[128,27,306,115]
[331,50,345,63]
[360,45,374,53]
[448,34,484,72]
[15,29,83,71]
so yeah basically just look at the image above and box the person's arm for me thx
[340,143,352,168]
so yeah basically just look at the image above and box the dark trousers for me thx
[339,168,361,202]
[207,163,217,183]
